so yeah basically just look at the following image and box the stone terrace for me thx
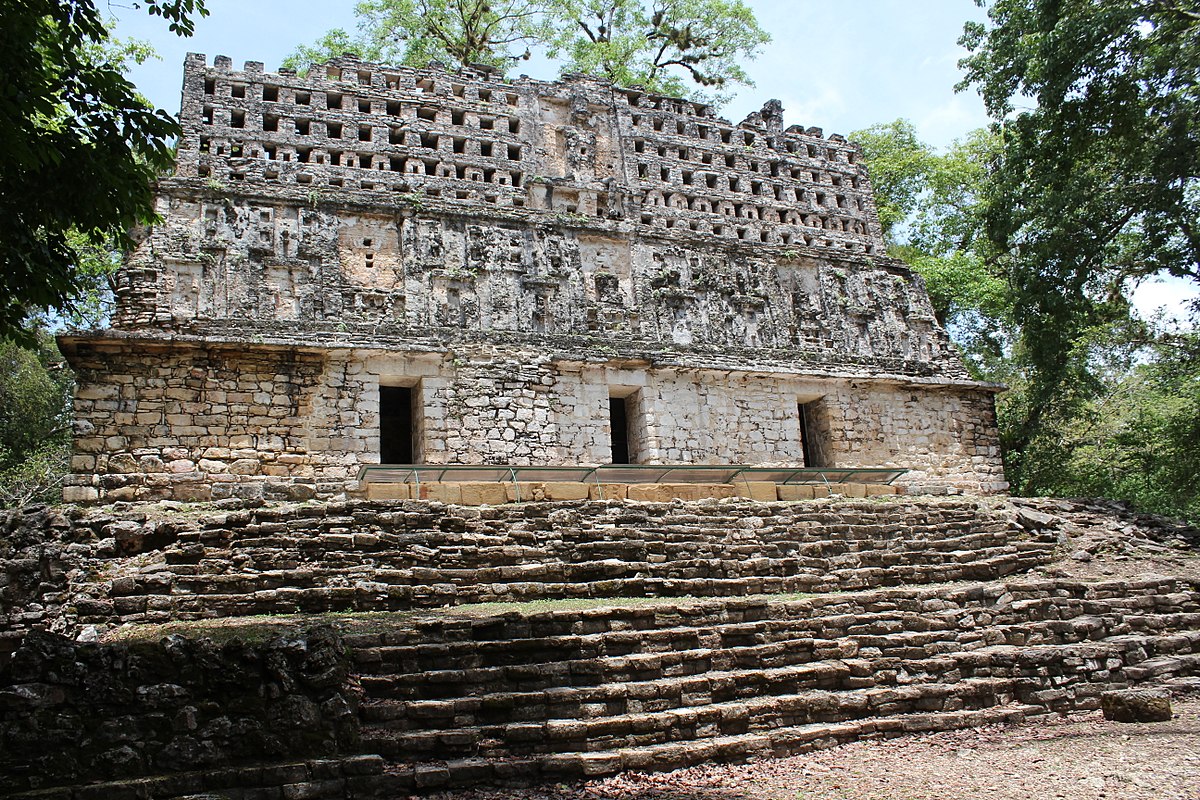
[14,498,1053,631]
[2,496,1200,799]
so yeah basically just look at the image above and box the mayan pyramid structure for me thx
[58,53,1007,504]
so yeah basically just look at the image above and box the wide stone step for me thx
[360,677,1027,760]
[349,608,1200,685]
[359,655,978,728]
[358,629,1200,732]
[81,556,1056,624]
[177,527,1026,564]
[119,541,1048,594]
[385,704,1046,792]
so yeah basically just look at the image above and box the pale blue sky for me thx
[111,0,991,147]
[109,0,1196,318]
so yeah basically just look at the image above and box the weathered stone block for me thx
[506,482,547,502]
[62,486,100,503]
[588,483,628,500]
[543,482,591,501]
[734,481,778,502]
[777,484,816,501]
[420,483,462,504]
[458,482,508,505]
[1101,689,1173,722]
[626,485,668,502]
[171,483,212,502]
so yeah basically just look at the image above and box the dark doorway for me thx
[609,395,631,464]
[798,401,821,468]
[380,385,415,463]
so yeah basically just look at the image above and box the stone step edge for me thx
[350,617,1200,671]
[149,548,1041,586]
[358,676,1050,750]
[166,529,1027,556]
[357,634,1200,714]
[379,703,1046,791]
[106,547,1049,595]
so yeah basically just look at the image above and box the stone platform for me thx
[1,496,1198,799]
[3,577,1199,798]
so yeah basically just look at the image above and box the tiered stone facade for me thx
[60,53,1006,502]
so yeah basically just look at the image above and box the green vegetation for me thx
[853,0,1200,522]
[0,0,207,345]
[540,0,769,104]
[284,0,768,103]
[0,0,205,505]
[0,333,74,507]
[282,0,546,74]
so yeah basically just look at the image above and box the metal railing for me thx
[358,463,907,487]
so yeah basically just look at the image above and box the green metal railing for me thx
[357,463,907,487]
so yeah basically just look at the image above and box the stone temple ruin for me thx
[57,53,1008,504]
[7,54,1196,800]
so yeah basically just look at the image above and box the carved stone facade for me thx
[59,54,1007,503]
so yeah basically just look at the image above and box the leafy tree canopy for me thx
[543,0,769,103]
[854,116,1199,521]
[282,0,546,74]
[852,120,1011,377]
[0,0,207,344]
[958,0,1200,378]
[284,0,769,103]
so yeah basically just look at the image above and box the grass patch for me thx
[100,581,1013,646]
[100,592,841,644]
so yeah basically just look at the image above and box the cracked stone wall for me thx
[61,54,1006,500]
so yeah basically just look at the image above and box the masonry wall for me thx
[175,53,884,256]
[60,337,1005,503]
[109,54,964,379]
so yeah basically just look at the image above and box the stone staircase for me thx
[339,577,1200,791]
[74,498,1055,626]
[4,496,1199,798]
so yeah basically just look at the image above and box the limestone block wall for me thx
[59,336,1005,502]
[62,340,327,503]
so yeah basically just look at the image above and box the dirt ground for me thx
[431,698,1200,800]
